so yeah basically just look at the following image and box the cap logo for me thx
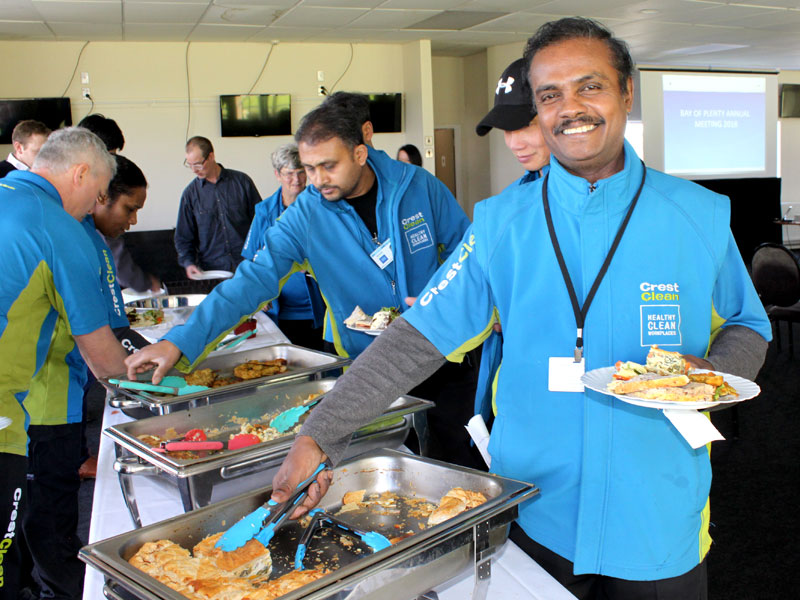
[496,76,515,96]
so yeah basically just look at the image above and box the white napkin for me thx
[662,409,725,448]
[465,414,492,468]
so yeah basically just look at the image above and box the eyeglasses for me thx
[184,156,209,170]
[279,168,305,181]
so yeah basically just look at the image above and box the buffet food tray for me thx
[125,294,208,309]
[103,344,351,418]
[81,449,539,600]
[107,379,433,526]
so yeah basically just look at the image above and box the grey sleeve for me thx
[299,317,446,465]
[706,324,768,381]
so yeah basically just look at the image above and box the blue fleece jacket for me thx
[165,146,470,365]
[405,142,770,580]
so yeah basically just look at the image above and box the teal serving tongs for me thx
[215,328,256,352]
[107,376,209,396]
[216,462,329,552]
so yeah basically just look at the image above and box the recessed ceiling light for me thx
[640,9,660,15]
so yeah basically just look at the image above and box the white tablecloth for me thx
[82,321,575,599]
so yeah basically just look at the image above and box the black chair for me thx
[750,243,800,354]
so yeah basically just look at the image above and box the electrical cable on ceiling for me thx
[247,43,275,95]
[185,42,192,142]
[61,41,90,98]
[329,43,354,93]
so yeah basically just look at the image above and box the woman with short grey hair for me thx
[242,143,324,350]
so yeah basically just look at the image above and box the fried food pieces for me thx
[233,359,288,380]
[185,369,217,387]
[427,488,488,526]
[128,535,324,600]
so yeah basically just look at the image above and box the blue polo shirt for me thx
[0,171,109,454]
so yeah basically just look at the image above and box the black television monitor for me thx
[0,98,72,144]
[219,94,291,137]
[367,93,402,133]
[780,84,800,118]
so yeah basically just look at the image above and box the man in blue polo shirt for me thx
[264,17,770,600]
[0,127,129,600]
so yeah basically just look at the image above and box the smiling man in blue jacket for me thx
[260,17,771,600]
[128,103,481,467]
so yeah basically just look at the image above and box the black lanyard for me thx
[542,162,646,362]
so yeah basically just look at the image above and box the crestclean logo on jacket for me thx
[639,281,682,346]
[419,232,475,306]
[402,210,433,253]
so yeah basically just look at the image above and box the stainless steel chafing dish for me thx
[107,379,433,528]
[125,294,207,309]
[81,449,539,600]
[103,344,351,418]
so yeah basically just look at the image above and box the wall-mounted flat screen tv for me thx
[0,98,72,144]
[219,94,291,137]
[367,93,402,133]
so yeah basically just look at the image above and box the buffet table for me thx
[82,318,575,600]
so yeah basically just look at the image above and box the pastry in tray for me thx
[128,534,325,600]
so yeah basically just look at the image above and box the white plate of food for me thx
[581,366,760,410]
[343,305,400,336]
[188,270,234,281]
[345,324,383,336]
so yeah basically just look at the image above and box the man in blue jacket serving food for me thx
[181,17,772,600]
[127,102,482,467]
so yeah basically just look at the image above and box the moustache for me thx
[554,117,605,135]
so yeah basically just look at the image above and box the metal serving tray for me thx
[107,379,433,527]
[125,294,208,309]
[81,449,539,600]
[103,344,351,418]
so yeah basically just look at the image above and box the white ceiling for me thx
[2,0,800,69]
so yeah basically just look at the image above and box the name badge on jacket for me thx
[370,240,394,269]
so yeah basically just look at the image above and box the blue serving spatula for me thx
[216,462,329,552]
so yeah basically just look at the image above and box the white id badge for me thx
[548,356,586,392]
[370,239,394,269]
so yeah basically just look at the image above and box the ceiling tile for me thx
[0,20,54,40]
[123,22,194,40]
[202,4,291,26]
[302,0,385,7]
[470,12,557,32]
[33,1,121,24]
[124,2,207,23]
[247,26,315,42]
[273,6,369,27]
[460,0,551,10]
[187,22,263,41]
[0,0,45,20]
[380,0,466,9]
[48,20,122,40]
[349,9,441,29]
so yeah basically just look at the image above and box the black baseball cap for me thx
[476,58,536,136]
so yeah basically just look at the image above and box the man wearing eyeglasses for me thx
[175,136,261,279]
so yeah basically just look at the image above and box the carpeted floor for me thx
[76,324,799,599]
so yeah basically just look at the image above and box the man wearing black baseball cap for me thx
[476,57,550,183]
[473,58,552,424]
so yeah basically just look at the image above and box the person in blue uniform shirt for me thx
[0,127,129,600]
[126,102,485,468]
[241,143,324,350]
[473,57,551,424]
[255,17,771,600]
